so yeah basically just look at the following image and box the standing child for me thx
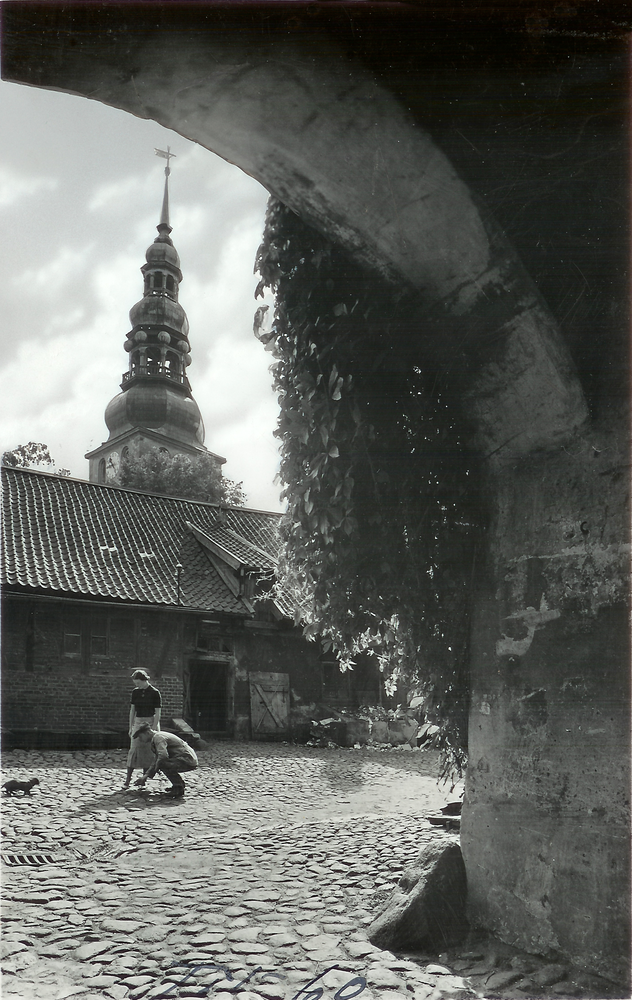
[123,669,161,788]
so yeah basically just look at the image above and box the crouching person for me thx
[133,724,198,798]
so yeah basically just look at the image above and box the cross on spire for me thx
[154,147,176,233]
[155,146,176,176]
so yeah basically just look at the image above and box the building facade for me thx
[1,467,382,747]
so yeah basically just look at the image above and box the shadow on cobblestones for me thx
[320,759,367,791]
[69,789,181,815]
[4,743,618,1000]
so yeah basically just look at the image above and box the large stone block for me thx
[370,720,390,744]
[344,717,371,745]
[387,720,418,746]
[368,838,468,952]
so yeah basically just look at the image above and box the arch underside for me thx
[1,2,597,462]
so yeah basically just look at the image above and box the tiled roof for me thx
[1,467,284,614]
[189,521,277,571]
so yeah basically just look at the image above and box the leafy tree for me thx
[255,199,484,779]
[2,442,71,476]
[114,446,246,506]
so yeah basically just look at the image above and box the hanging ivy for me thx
[255,199,483,779]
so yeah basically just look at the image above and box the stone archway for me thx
[2,3,629,984]
[1,3,587,461]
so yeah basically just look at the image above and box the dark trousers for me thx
[156,758,197,790]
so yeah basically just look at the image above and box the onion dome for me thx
[146,238,181,269]
[105,382,205,446]
[128,296,189,338]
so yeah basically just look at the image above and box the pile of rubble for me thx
[294,701,440,751]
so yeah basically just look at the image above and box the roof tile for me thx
[1,468,285,616]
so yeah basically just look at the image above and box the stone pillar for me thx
[463,430,630,983]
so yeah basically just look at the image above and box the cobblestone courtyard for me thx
[1,743,622,1000]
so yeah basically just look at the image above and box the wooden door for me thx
[249,671,289,736]
[189,660,229,733]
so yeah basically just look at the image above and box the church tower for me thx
[86,150,225,484]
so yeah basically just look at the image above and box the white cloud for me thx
[1,80,282,510]
[87,174,145,212]
[0,164,57,209]
[13,245,95,297]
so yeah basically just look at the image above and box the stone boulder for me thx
[344,717,371,745]
[368,837,468,952]
[370,720,390,743]
[387,719,418,745]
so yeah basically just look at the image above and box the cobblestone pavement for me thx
[1,743,622,1000]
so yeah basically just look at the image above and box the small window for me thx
[146,348,160,372]
[121,446,129,461]
[64,629,81,655]
[91,628,108,656]
[197,634,221,653]
[153,272,163,289]
[166,275,175,292]
[98,459,106,483]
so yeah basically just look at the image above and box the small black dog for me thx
[2,778,40,796]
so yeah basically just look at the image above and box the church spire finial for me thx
[154,147,176,235]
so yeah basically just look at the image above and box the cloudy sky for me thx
[0,78,282,511]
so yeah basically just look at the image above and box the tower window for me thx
[98,459,106,483]
[166,275,175,292]
[121,447,129,461]
[146,349,160,375]
[153,272,163,289]
[165,352,180,379]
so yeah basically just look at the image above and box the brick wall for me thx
[1,668,184,731]
[3,670,130,730]
[1,593,379,737]
[1,596,185,731]
[158,675,184,722]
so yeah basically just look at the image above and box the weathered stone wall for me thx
[463,424,630,982]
